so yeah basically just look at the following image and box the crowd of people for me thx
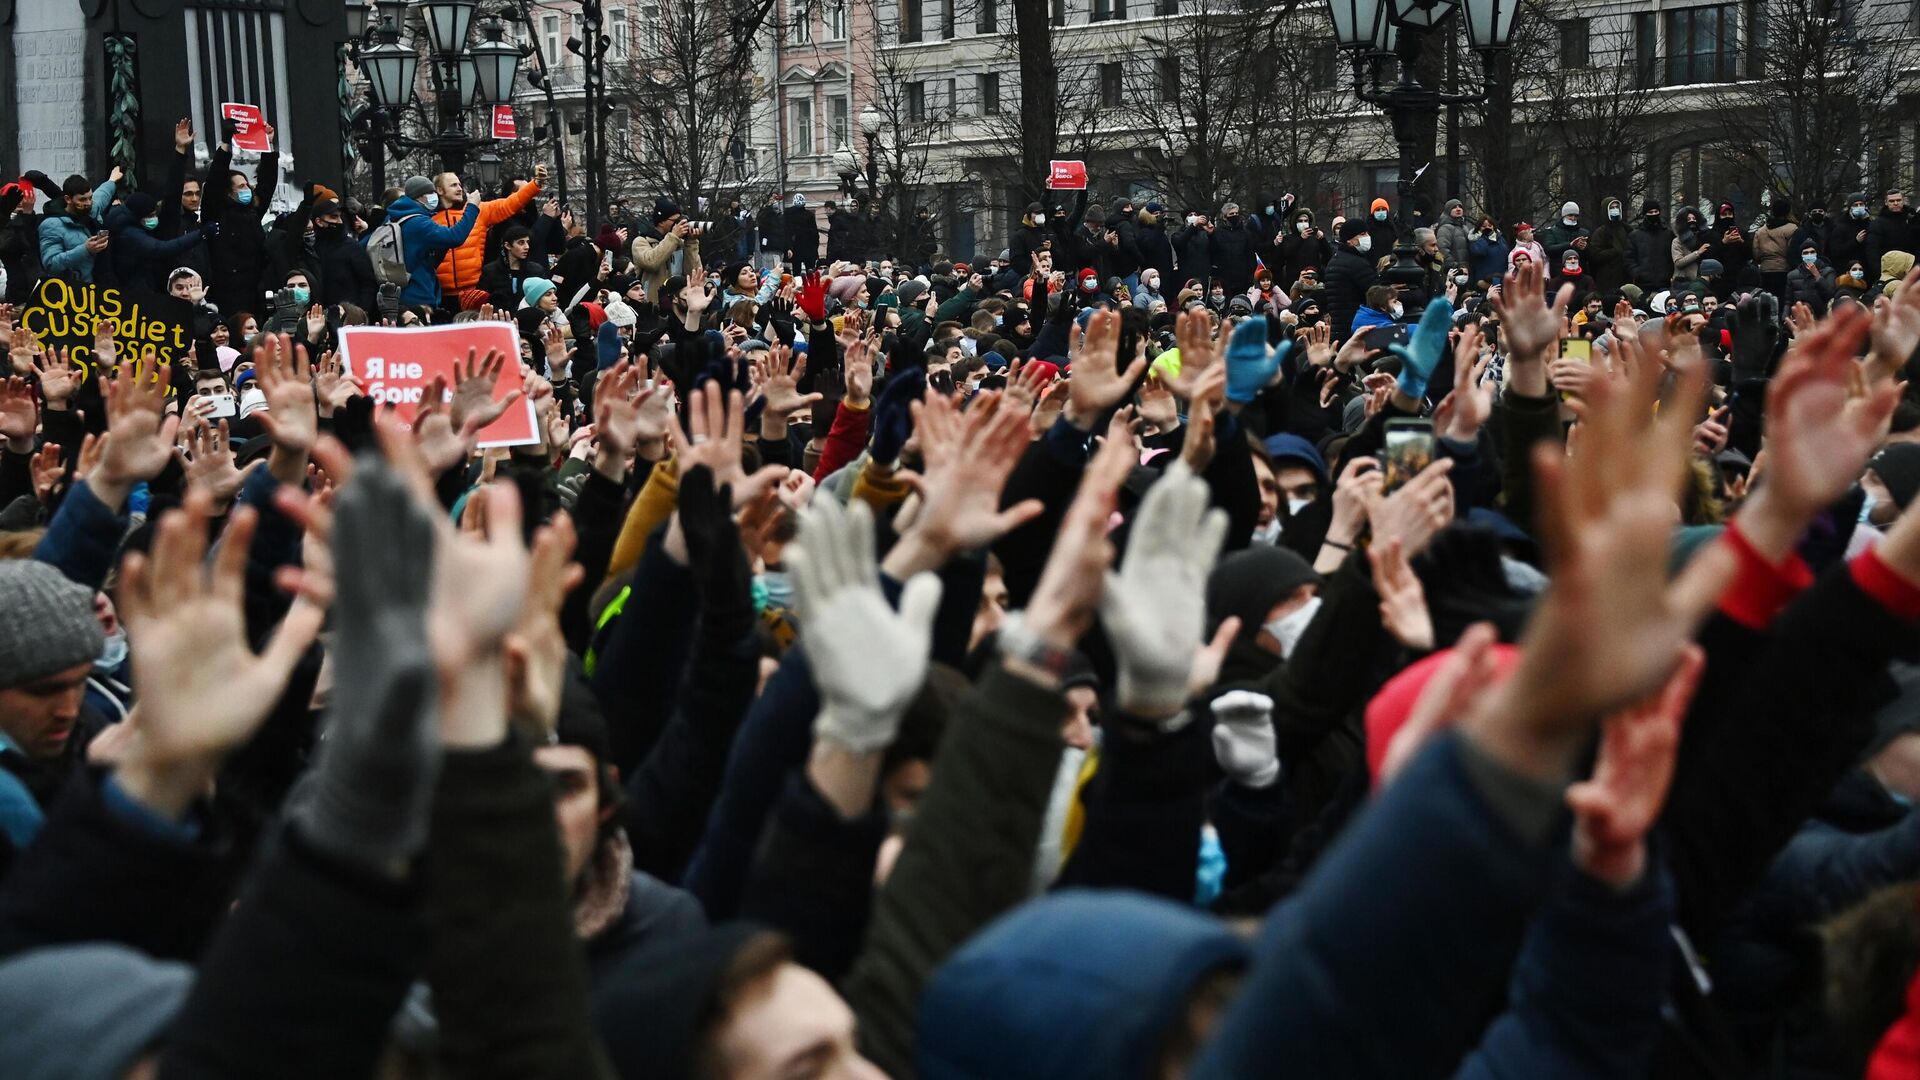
[8,113,1920,1079]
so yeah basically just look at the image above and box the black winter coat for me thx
[202,145,279,315]
[313,225,378,314]
[784,206,821,263]
[1135,218,1177,284]
[1323,245,1378,338]
[1212,219,1257,294]
[1627,219,1675,289]
[1174,224,1214,292]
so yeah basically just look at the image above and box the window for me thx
[1094,0,1109,18]
[942,0,955,37]
[641,5,660,53]
[1156,0,1177,14]
[947,76,957,114]
[1157,56,1178,101]
[543,14,561,67]
[1634,12,1656,87]
[609,106,632,151]
[976,0,997,32]
[1310,42,1337,89]
[902,0,922,41]
[906,81,925,122]
[794,0,812,44]
[608,8,629,59]
[1052,0,1066,26]
[1746,0,1768,77]
[1099,61,1122,107]
[792,98,814,156]
[979,71,1001,114]
[831,95,850,147]
[1557,17,1588,67]
[1113,0,1128,19]
[827,0,847,38]
[1664,5,1737,84]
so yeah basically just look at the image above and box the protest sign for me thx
[221,102,270,152]
[491,105,518,141]
[1047,160,1088,190]
[337,322,538,447]
[18,276,197,392]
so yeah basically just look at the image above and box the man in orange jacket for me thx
[432,162,546,313]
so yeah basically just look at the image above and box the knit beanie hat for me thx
[1560,201,1580,217]
[895,279,929,307]
[124,192,157,219]
[604,297,637,327]
[1370,198,1390,214]
[652,197,681,224]
[1205,546,1321,639]
[0,943,193,1080]
[0,561,103,689]
[523,276,557,307]
[1871,444,1920,510]
[1339,219,1369,242]
[403,175,435,202]
[595,922,771,1078]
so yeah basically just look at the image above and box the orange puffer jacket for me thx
[433,181,540,294]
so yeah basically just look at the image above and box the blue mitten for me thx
[1388,298,1453,400]
[1226,318,1290,403]
[867,371,925,465]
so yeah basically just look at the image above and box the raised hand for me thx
[886,390,1043,575]
[1432,323,1492,444]
[1211,690,1279,789]
[672,384,787,508]
[505,514,583,733]
[174,118,194,153]
[312,349,362,417]
[843,333,876,407]
[29,442,63,503]
[1160,306,1223,399]
[1180,363,1228,473]
[181,418,258,505]
[0,374,36,448]
[1753,304,1898,521]
[1490,256,1573,361]
[1099,461,1231,717]
[1868,265,1920,382]
[792,495,942,753]
[1225,317,1287,404]
[92,355,179,510]
[252,333,317,456]
[1366,458,1454,560]
[592,360,661,475]
[447,347,521,434]
[1065,308,1147,429]
[114,490,324,818]
[1370,537,1434,651]
[1135,374,1180,432]
[758,342,823,416]
[1567,646,1703,888]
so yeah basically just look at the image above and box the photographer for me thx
[630,198,703,300]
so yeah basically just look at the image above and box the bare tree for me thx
[602,0,780,208]
[1454,14,1553,226]
[1710,0,1918,210]
[1524,0,1660,213]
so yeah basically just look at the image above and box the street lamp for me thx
[1327,0,1515,217]
[351,1,525,180]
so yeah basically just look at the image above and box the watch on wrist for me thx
[996,612,1077,679]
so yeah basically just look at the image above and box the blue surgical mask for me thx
[1853,206,1869,219]
[1860,491,1879,524]
[142,216,159,230]
[759,570,794,610]
[1802,252,1818,266]
[424,193,441,211]
[236,188,252,206]
[1373,210,1388,222]
[97,627,128,672]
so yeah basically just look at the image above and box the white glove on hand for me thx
[1211,690,1279,789]
[1100,461,1229,716]
[791,496,943,752]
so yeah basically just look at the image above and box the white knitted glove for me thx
[1211,690,1280,789]
[1099,461,1230,716]
[791,496,943,752]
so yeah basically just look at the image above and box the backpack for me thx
[367,217,409,286]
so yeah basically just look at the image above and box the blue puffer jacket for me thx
[37,178,115,284]
[385,196,478,307]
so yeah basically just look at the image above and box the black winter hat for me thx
[1339,220,1369,242]
[652,196,681,224]
[1205,546,1321,637]
[1870,443,1920,510]
[1641,200,1662,215]
[595,922,773,1078]
[124,192,157,219]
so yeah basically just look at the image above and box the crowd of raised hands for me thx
[9,242,1920,1079]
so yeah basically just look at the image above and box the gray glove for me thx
[286,455,441,876]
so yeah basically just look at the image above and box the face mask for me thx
[1265,205,1276,215]
[290,286,310,305]
[1853,206,1869,219]
[1852,266,1865,278]
[1356,235,1373,253]
[1608,208,1622,221]
[759,570,794,610]
[1812,211,1827,222]
[1263,595,1323,660]
[424,193,440,211]
[1373,210,1388,222]
[1143,275,1158,289]
[1286,496,1313,517]
[1802,252,1818,266]
[1389,302,1404,318]
[1860,491,1879,524]
[1454,273,1468,286]
[1563,217,1578,226]
[1211,291,1225,301]
[1187,215,1200,226]
[1565,261,1580,273]
[1297,221,1311,234]
[142,216,159,230]
[235,189,252,206]
[1251,517,1282,545]
[97,627,128,671]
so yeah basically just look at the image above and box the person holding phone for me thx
[38,169,119,284]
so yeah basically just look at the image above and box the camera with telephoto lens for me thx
[684,219,713,231]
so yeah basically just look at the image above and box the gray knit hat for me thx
[404,175,436,202]
[0,561,103,689]
[0,944,193,1080]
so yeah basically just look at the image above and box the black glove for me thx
[677,464,749,604]
[1730,292,1780,382]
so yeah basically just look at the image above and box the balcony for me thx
[1632,50,1747,90]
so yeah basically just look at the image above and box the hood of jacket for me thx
[1136,208,1159,228]
[918,891,1248,1080]
[1882,250,1916,282]
[1289,207,1317,227]
[102,203,142,234]
[386,195,433,222]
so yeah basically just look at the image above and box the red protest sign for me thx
[221,103,270,152]
[1047,160,1087,190]
[337,322,538,447]
[491,105,518,141]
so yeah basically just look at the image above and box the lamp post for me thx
[1326,0,1516,219]
[351,1,525,186]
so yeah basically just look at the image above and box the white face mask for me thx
[1264,596,1323,660]
[1389,302,1404,318]
[1188,214,1201,226]
[1286,496,1313,516]
[1035,213,1047,225]
[1251,517,1283,545]
[1608,207,1622,221]
[1297,220,1311,234]
[1143,275,1159,289]
[1357,235,1373,254]
[1563,217,1577,226]
[424,193,441,211]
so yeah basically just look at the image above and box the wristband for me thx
[997,612,1078,679]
